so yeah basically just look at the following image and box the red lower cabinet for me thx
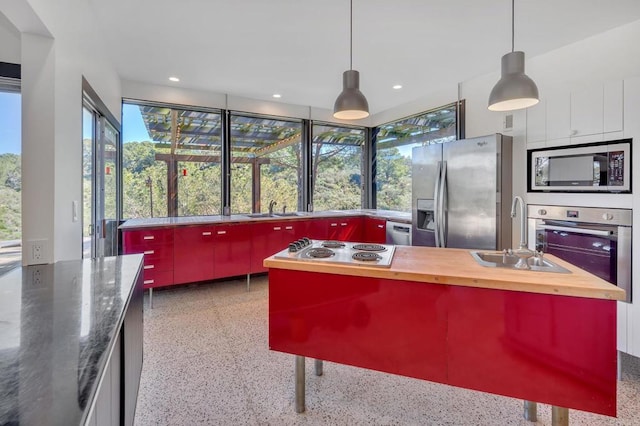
[364,217,387,243]
[327,217,363,241]
[251,221,295,273]
[122,228,174,289]
[306,218,328,240]
[173,225,214,284]
[213,223,251,279]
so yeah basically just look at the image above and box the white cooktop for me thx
[273,240,396,268]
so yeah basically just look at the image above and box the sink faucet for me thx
[510,196,534,269]
[268,200,277,215]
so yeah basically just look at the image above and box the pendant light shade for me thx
[488,0,539,112]
[333,0,369,120]
[334,70,369,120]
[488,51,539,111]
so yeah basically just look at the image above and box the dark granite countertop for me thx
[119,209,411,229]
[0,254,143,426]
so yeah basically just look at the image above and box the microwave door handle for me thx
[439,161,448,247]
[538,224,613,237]
[433,161,442,247]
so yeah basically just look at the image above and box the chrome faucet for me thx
[510,196,534,269]
[268,200,277,215]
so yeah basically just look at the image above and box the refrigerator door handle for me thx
[433,161,442,247]
[439,161,448,247]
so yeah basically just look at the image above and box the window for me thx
[375,103,461,212]
[311,124,365,211]
[230,114,302,214]
[0,83,21,274]
[122,102,222,218]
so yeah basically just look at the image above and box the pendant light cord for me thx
[511,0,515,52]
[350,0,353,70]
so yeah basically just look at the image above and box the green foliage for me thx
[375,147,412,212]
[0,153,21,240]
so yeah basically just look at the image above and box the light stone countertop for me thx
[119,209,411,229]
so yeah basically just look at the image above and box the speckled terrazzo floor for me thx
[134,276,640,426]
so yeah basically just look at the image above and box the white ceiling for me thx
[88,0,640,115]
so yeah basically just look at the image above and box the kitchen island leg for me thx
[314,359,323,376]
[295,355,305,413]
[552,406,569,426]
[523,401,537,421]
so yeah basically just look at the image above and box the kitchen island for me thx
[0,255,144,426]
[265,246,625,423]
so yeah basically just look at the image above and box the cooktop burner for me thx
[322,240,346,249]
[274,239,395,268]
[305,247,335,258]
[352,244,387,252]
[352,252,382,262]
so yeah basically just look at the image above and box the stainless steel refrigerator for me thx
[411,134,512,250]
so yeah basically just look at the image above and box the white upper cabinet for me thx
[570,85,603,137]
[603,80,623,133]
[525,80,624,145]
[525,99,546,144]
[546,89,571,141]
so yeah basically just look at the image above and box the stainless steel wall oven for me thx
[528,205,632,302]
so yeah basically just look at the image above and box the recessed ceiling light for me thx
[168,77,180,82]
[272,94,282,98]
[393,84,403,90]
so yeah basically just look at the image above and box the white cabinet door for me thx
[546,90,571,141]
[571,85,603,137]
[604,80,623,133]
[526,99,546,144]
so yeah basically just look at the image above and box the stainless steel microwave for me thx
[528,139,631,193]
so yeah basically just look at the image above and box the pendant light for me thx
[488,0,539,111]
[333,0,369,120]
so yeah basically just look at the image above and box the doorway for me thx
[82,100,120,258]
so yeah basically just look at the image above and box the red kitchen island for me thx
[264,244,626,425]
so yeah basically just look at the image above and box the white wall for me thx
[122,79,372,126]
[3,0,121,263]
[0,11,20,64]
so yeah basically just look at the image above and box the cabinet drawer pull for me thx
[202,232,212,236]
[330,223,338,227]
[144,265,155,270]
[143,235,155,240]
[341,222,347,226]
[143,279,154,284]
[217,230,227,235]
[273,227,282,231]
[144,250,155,255]
[285,226,293,230]
[377,225,384,228]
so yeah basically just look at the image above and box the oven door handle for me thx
[538,224,613,237]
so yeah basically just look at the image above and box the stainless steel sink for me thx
[245,213,275,218]
[470,251,570,273]
[274,212,305,217]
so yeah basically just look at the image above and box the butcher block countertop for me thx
[264,246,626,301]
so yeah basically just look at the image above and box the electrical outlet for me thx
[31,267,43,285]
[27,239,48,265]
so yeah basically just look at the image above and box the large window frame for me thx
[372,101,465,212]
[120,99,463,218]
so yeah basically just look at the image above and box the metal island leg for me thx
[523,401,537,422]
[314,359,323,376]
[552,406,569,426]
[295,356,305,413]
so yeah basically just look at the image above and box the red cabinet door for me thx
[307,218,328,240]
[364,217,387,243]
[213,223,252,279]
[338,217,363,242]
[123,228,175,289]
[173,225,214,284]
[327,217,363,241]
[251,221,287,273]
